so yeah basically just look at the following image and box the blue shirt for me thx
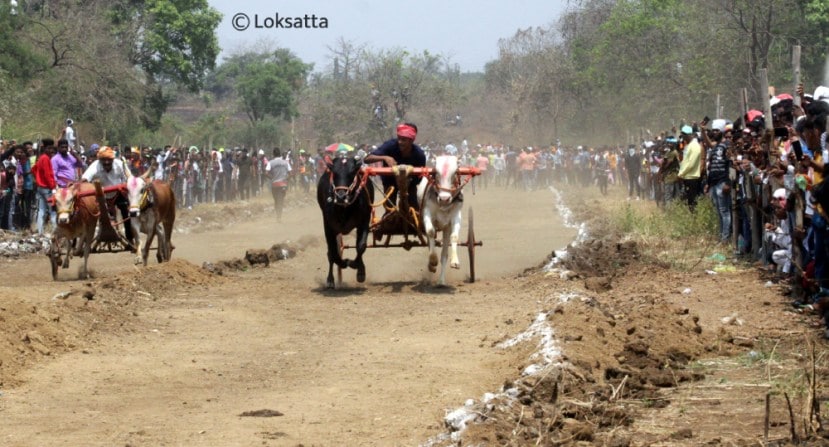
[370,138,426,167]
[370,138,426,191]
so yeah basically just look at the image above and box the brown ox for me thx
[53,183,100,279]
[126,176,176,266]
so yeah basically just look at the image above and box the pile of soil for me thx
[201,234,320,274]
[0,258,223,389]
[444,191,829,446]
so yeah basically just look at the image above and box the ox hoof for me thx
[326,280,335,289]
[450,261,460,270]
[134,256,143,265]
[357,270,366,283]
[428,254,438,272]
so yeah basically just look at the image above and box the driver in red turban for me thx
[364,122,427,210]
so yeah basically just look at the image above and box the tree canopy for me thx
[209,48,312,125]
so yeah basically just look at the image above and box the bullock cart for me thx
[49,180,134,279]
[339,164,482,283]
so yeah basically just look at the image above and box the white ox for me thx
[417,155,463,286]
[126,176,176,266]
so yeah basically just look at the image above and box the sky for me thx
[207,0,569,73]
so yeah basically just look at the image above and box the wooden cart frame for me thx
[49,181,134,279]
[339,165,483,283]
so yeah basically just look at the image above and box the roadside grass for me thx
[566,185,723,271]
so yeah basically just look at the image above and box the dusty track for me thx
[0,184,574,446]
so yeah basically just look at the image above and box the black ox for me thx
[317,154,374,288]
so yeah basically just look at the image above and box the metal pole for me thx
[793,45,802,108]
[716,94,721,119]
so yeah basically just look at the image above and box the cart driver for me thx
[81,146,133,244]
[364,122,426,210]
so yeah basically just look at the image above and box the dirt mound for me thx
[561,237,641,276]
[0,258,224,389]
[202,235,320,274]
[454,262,712,446]
[98,258,225,299]
[0,295,99,388]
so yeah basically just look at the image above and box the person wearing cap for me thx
[364,122,426,210]
[81,146,133,243]
[678,124,703,210]
[701,119,732,242]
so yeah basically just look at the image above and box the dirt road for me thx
[0,184,574,446]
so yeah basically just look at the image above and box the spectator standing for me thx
[678,125,703,210]
[660,137,682,203]
[32,138,57,235]
[475,150,490,189]
[703,120,733,242]
[0,160,14,230]
[624,144,643,200]
[11,145,31,230]
[266,148,291,222]
[51,138,83,187]
[61,118,77,150]
[237,150,253,201]
[518,147,536,191]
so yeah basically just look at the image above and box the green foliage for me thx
[111,0,222,92]
[304,44,465,146]
[0,4,47,77]
[483,0,828,145]
[614,199,717,240]
[210,48,311,125]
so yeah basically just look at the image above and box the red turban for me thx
[397,124,417,141]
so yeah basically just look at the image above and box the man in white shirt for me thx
[266,147,291,222]
[81,146,133,243]
[62,119,77,150]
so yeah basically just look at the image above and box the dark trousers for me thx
[0,190,12,230]
[682,178,703,211]
[13,193,27,229]
[627,171,641,198]
[111,194,134,241]
[271,185,287,221]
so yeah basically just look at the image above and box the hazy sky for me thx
[208,0,569,72]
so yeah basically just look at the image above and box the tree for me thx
[110,0,222,92]
[211,48,312,125]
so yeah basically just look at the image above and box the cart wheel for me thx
[467,207,476,283]
[336,234,344,287]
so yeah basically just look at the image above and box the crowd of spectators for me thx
[7,98,829,339]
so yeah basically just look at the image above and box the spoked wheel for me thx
[336,234,344,287]
[466,207,476,283]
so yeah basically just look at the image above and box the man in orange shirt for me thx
[518,147,537,191]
